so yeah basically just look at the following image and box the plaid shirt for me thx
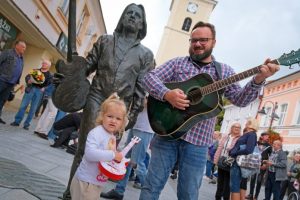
[143,56,263,146]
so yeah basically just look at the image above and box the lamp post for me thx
[257,101,280,130]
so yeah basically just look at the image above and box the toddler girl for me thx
[70,93,128,200]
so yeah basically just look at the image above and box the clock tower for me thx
[156,0,217,65]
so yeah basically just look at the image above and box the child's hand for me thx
[114,151,123,163]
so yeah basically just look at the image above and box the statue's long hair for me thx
[114,3,147,40]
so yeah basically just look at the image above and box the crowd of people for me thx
[203,119,300,200]
[1,2,300,200]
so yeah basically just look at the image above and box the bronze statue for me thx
[53,2,154,199]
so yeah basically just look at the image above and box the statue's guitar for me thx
[52,0,90,112]
[97,136,141,181]
[147,49,300,140]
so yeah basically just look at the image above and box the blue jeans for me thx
[139,135,208,200]
[47,110,66,139]
[205,160,214,178]
[115,129,153,195]
[230,161,242,193]
[265,171,281,200]
[14,87,43,127]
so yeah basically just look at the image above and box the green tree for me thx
[215,98,230,131]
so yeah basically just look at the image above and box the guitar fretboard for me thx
[200,66,261,96]
[120,137,140,157]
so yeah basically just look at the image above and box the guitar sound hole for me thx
[187,88,203,105]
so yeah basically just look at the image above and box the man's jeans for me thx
[14,87,43,127]
[265,171,281,200]
[115,129,153,194]
[47,110,66,139]
[205,160,214,178]
[139,135,207,200]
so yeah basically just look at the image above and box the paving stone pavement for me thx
[0,108,283,200]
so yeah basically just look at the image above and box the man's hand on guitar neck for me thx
[254,58,280,84]
[164,89,190,110]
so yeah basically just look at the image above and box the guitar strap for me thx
[213,61,224,106]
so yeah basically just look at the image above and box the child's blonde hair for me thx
[95,93,128,136]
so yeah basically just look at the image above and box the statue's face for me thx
[122,5,143,33]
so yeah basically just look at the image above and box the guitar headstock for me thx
[131,136,141,144]
[275,49,300,68]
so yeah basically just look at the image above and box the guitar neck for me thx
[121,140,137,157]
[67,0,78,62]
[201,59,278,96]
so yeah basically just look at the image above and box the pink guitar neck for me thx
[120,137,140,157]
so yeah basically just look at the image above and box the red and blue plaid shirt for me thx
[143,56,263,146]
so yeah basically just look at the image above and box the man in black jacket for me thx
[0,40,26,124]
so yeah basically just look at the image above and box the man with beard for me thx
[57,3,154,200]
[139,21,280,200]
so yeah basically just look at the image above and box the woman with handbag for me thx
[214,123,241,200]
[229,118,259,200]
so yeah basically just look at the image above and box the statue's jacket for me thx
[85,33,154,118]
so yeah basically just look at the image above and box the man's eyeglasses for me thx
[189,38,214,44]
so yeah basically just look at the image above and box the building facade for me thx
[257,71,300,151]
[155,0,217,65]
[0,0,105,108]
[221,71,300,151]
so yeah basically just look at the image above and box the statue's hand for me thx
[53,73,65,87]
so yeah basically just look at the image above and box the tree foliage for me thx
[215,98,230,131]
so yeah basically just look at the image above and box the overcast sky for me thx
[100,0,300,83]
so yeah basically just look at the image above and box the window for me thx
[182,17,192,32]
[60,0,69,17]
[261,107,272,127]
[277,103,287,125]
[295,101,300,125]
[76,6,90,38]
[76,9,86,35]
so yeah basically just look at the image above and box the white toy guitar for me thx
[97,136,141,181]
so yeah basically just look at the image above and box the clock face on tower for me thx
[187,2,198,14]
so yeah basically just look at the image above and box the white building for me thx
[220,97,261,134]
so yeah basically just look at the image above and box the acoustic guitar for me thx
[147,49,300,140]
[97,136,141,181]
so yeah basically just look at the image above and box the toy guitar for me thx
[97,136,141,181]
[147,49,300,140]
